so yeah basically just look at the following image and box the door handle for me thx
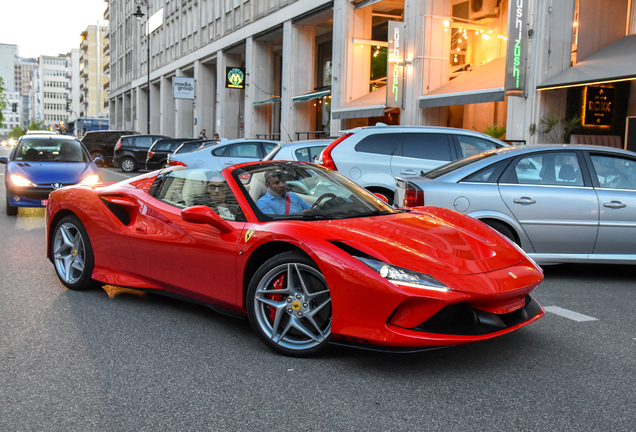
[136,226,147,234]
[604,201,626,209]
[224,160,234,165]
[400,170,417,175]
[513,197,536,204]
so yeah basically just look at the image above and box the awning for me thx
[419,58,505,108]
[292,89,330,103]
[537,34,636,90]
[331,89,386,119]
[253,97,280,106]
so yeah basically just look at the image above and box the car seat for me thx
[181,171,208,206]
[248,172,268,203]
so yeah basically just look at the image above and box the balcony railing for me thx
[103,6,109,20]
[103,44,109,56]
[103,81,109,91]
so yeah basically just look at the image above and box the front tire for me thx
[120,157,138,173]
[247,252,332,357]
[6,195,18,216]
[52,215,96,290]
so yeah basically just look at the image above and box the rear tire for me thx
[91,151,105,161]
[6,195,18,216]
[51,215,97,290]
[483,220,517,244]
[120,157,138,173]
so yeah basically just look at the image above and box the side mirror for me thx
[181,205,234,233]
[94,157,105,167]
[0,156,7,164]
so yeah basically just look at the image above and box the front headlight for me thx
[356,257,450,292]
[80,174,101,185]
[10,174,36,187]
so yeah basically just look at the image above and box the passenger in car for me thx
[174,175,242,220]
[257,169,311,215]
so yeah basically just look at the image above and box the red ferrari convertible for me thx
[46,161,544,357]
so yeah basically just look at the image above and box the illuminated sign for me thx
[505,0,528,96]
[386,21,405,109]
[583,85,614,127]
[225,67,245,89]
[173,77,195,100]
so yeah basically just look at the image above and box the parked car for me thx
[81,130,139,165]
[318,124,508,203]
[167,138,278,170]
[113,134,170,172]
[26,130,58,135]
[45,160,543,357]
[1,135,101,215]
[263,139,332,162]
[394,144,636,265]
[145,138,213,171]
[173,139,218,154]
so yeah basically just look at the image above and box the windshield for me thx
[424,150,500,179]
[13,138,91,163]
[233,162,399,221]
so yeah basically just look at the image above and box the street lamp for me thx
[134,1,150,134]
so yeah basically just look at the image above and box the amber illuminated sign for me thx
[583,85,614,127]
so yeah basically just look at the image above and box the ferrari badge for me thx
[244,229,255,243]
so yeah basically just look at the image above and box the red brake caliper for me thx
[268,273,285,322]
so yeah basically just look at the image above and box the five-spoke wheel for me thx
[247,252,332,357]
[52,216,96,290]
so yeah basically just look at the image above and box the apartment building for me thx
[79,25,110,118]
[107,0,636,147]
[35,55,71,128]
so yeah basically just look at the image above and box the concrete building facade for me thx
[36,55,71,129]
[107,0,636,147]
[79,25,110,119]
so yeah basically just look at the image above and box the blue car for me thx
[1,135,102,215]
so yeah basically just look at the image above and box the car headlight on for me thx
[80,174,101,185]
[355,257,450,292]
[10,174,36,187]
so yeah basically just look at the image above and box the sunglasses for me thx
[266,170,287,183]
[207,183,226,191]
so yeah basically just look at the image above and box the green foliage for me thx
[528,123,536,136]
[561,115,581,143]
[539,111,582,143]
[539,111,560,143]
[8,126,25,138]
[482,124,506,139]
[28,119,45,131]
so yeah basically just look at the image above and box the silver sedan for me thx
[394,144,636,265]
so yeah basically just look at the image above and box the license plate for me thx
[41,200,48,206]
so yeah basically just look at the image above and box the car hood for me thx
[8,161,98,184]
[312,207,526,276]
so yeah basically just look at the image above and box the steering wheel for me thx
[311,193,337,210]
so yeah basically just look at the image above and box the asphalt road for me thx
[1,155,635,431]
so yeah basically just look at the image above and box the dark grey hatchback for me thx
[113,134,170,172]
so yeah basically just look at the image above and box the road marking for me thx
[544,306,598,322]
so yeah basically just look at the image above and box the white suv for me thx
[318,124,508,203]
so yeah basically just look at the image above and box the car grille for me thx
[412,296,540,336]
[414,303,479,333]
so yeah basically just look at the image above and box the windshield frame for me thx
[231,162,399,222]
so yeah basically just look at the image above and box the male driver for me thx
[257,169,311,215]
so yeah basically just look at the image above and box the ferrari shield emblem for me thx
[244,229,255,243]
